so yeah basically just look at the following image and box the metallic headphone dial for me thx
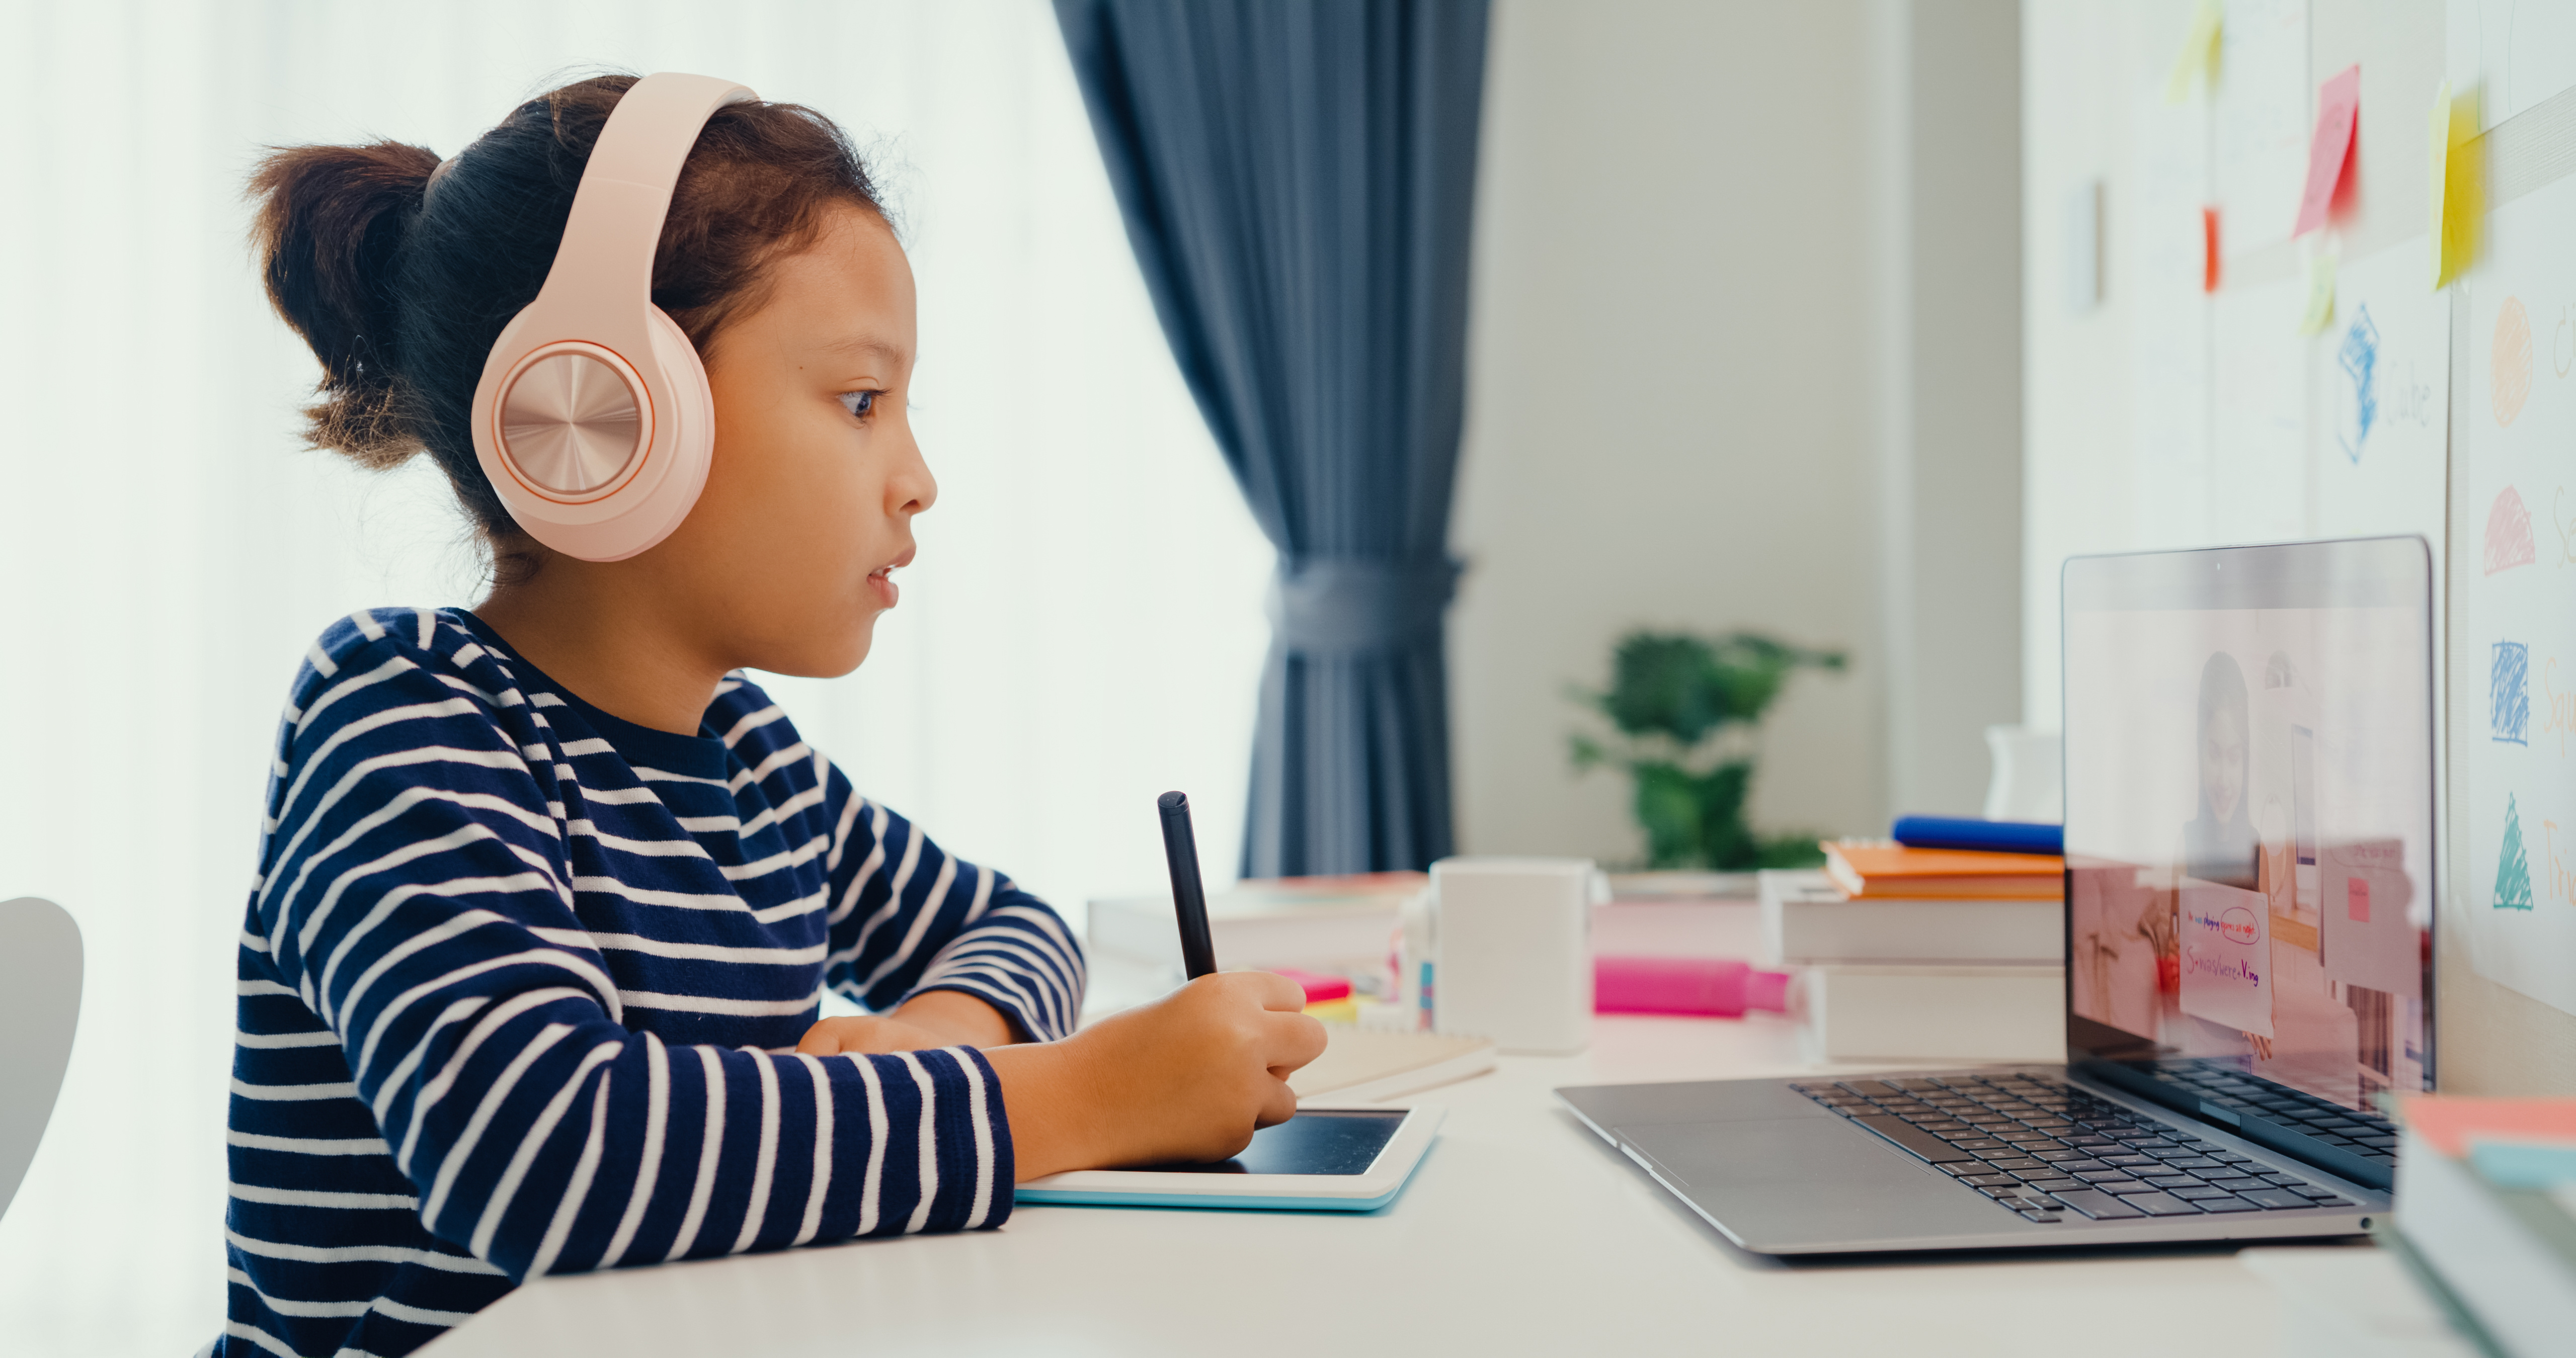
[500,349,647,497]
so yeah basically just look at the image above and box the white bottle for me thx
[1430,857,1596,1054]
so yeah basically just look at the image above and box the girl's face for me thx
[2202,706,2246,822]
[665,203,932,679]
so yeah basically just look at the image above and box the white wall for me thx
[1452,0,1884,863]
[1453,0,2026,863]
[1876,0,2027,817]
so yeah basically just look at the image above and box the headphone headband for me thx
[533,74,754,345]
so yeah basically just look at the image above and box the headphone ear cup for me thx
[611,305,717,557]
[467,309,714,563]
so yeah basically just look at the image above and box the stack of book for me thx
[2386,1096,2576,1357]
[1760,838,2064,1064]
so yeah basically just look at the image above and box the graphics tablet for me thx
[1015,1105,1443,1211]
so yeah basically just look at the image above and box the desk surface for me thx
[428,1008,2293,1357]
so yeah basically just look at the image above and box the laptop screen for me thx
[2061,538,2435,1113]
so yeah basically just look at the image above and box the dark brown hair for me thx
[249,74,883,546]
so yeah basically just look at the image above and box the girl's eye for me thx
[839,391,876,418]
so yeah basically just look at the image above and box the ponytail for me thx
[247,141,440,469]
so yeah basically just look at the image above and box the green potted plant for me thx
[1570,630,1848,870]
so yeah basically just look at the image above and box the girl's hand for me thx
[796,989,1020,1055]
[982,971,1327,1180]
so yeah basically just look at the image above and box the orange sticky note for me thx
[2294,65,2361,236]
[2203,208,2222,292]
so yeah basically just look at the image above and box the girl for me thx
[225,74,1322,1357]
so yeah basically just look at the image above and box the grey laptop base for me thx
[1556,1065,2386,1254]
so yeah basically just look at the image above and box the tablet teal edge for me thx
[1012,1183,1406,1212]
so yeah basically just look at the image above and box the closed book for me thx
[1787,964,2064,1064]
[1086,873,1423,972]
[1758,869,2060,966]
[1821,841,2063,900]
[2390,1097,2576,1356]
[2391,1114,2576,1358]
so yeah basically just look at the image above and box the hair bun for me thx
[248,140,441,467]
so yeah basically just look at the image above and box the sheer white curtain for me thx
[0,3,1270,1349]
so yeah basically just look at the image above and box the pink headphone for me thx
[469,73,754,562]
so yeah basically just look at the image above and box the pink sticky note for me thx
[2347,876,2371,923]
[2295,65,2362,235]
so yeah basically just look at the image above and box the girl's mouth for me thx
[868,548,914,608]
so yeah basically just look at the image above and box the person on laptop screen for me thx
[2182,650,2259,890]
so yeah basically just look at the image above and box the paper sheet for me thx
[2313,237,2450,543]
[2181,881,2277,1037]
[2129,71,2215,543]
[2459,171,2576,1018]
[2211,272,2308,545]
[2293,65,2361,236]
[2446,0,2576,133]
[2214,0,2313,254]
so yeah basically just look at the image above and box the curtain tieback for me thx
[1266,558,1461,654]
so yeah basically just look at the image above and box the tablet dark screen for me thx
[1139,1110,1406,1176]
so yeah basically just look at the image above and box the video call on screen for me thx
[2064,604,2432,1109]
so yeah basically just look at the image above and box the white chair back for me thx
[0,897,82,1223]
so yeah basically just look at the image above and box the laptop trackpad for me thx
[1619,1117,2004,1249]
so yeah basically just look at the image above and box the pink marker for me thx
[1593,956,1790,1017]
[1271,967,1352,1004]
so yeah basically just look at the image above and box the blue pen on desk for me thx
[1157,791,1219,979]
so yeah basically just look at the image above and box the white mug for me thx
[1430,857,1596,1054]
[1983,725,2064,823]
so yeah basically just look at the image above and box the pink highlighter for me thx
[1593,956,1790,1017]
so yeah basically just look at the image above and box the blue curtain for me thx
[1053,0,1490,876]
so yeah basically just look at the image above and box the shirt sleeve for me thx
[250,637,1013,1283]
[817,762,1088,1042]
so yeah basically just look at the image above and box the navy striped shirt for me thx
[218,607,1084,1357]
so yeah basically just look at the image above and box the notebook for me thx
[1287,1028,1495,1106]
[1820,841,2064,899]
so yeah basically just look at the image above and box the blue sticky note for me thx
[2493,642,2530,745]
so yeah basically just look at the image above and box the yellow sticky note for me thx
[2298,251,2337,335]
[2433,81,2483,287]
[2164,0,2223,104]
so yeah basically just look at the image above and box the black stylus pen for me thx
[1157,791,1219,979]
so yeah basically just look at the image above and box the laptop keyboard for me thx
[1789,1073,2361,1224]
[2138,1060,2401,1175]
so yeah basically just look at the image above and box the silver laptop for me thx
[1557,537,2434,1251]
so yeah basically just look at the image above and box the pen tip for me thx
[1157,790,1187,812]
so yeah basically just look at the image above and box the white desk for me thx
[428,1009,2293,1357]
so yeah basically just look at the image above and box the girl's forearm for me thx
[892,989,1022,1046]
